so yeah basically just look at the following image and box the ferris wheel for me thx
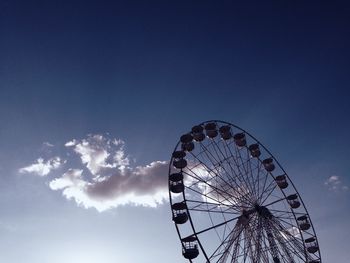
[168,120,321,263]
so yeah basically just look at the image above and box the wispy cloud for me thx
[24,134,169,212]
[43,142,54,147]
[324,175,349,192]
[19,157,64,176]
[65,134,129,175]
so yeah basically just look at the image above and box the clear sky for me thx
[0,1,349,262]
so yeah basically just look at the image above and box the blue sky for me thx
[0,1,349,262]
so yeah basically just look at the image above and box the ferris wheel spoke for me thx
[259,182,278,205]
[221,158,256,206]
[221,140,257,200]
[215,207,234,250]
[268,213,298,228]
[261,233,283,262]
[220,143,251,192]
[264,220,281,262]
[268,208,304,215]
[190,214,243,239]
[255,230,274,263]
[255,216,264,263]
[270,218,302,238]
[243,222,256,262]
[217,139,255,197]
[254,163,271,203]
[213,214,253,261]
[230,226,265,262]
[204,182,241,203]
[274,232,298,263]
[232,145,250,180]
[238,214,260,263]
[199,141,255,206]
[244,217,261,262]
[211,220,246,262]
[268,219,306,262]
[267,222,294,261]
[252,159,263,203]
[212,139,256,199]
[223,216,258,262]
[184,175,246,210]
[271,218,305,247]
[187,150,254,206]
[235,145,259,201]
[227,234,242,263]
[183,167,242,207]
[251,217,265,263]
[185,199,240,210]
[188,207,238,215]
[185,171,240,206]
[246,148,263,206]
[263,196,286,208]
[272,214,299,221]
[184,184,244,213]
[271,216,316,243]
[188,147,242,195]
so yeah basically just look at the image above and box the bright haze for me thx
[1,1,349,262]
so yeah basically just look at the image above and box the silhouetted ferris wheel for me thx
[168,120,321,263]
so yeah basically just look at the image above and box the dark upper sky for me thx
[0,1,349,262]
[1,0,349,169]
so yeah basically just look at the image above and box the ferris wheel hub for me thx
[240,205,273,221]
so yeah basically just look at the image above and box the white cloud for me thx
[46,134,169,212]
[19,157,63,176]
[324,175,348,192]
[66,135,129,175]
[64,139,77,147]
[43,142,54,147]
[50,169,84,190]
[49,161,169,212]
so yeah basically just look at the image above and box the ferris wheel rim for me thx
[169,120,322,263]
